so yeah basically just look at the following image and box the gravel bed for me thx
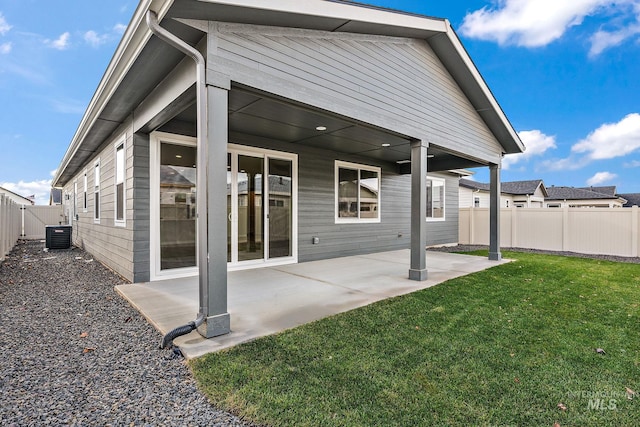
[0,240,255,427]
[430,244,640,264]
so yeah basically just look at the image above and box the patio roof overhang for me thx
[53,0,521,188]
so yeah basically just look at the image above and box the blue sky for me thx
[1,0,639,204]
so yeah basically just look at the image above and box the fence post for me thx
[562,206,569,252]
[0,195,5,259]
[511,205,517,248]
[632,205,638,258]
[469,207,475,245]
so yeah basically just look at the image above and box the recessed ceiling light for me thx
[381,143,391,147]
[175,154,183,159]
[315,126,327,131]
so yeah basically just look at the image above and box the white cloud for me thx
[572,113,640,159]
[460,0,640,55]
[83,30,109,48]
[46,32,71,50]
[0,41,11,54]
[624,160,640,167]
[0,12,11,35]
[1,179,52,205]
[586,171,617,185]
[113,23,127,34]
[589,23,640,56]
[460,0,612,47]
[502,129,557,169]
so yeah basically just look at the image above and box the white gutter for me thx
[145,10,208,337]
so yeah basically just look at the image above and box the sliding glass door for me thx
[227,147,296,268]
[152,133,297,279]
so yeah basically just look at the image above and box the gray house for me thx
[52,0,523,338]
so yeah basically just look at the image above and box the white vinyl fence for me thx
[0,195,21,261]
[459,206,640,258]
[0,199,65,261]
[22,205,66,239]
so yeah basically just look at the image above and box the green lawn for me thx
[191,251,639,426]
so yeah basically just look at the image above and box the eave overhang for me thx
[53,0,523,187]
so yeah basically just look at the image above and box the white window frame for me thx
[426,176,446,222]
[73,180,78,220]
[114,138,126,227]
[150,132,199,281]
[94,159,101,223]
[83,170,88,212]
[334,160,381,224]
[473,196,480,208]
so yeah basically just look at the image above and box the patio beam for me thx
[489,162,502,261]
[409,139,428,281]
[197,83,231,338]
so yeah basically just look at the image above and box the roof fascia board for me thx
[195,0,447,33]
[53,0,174,187]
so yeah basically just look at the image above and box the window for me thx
[83,171,87,212]
[94,160,101,222]
[73,181,78,220]
[115,142,125,225]
[335,161,380,222]
[474,197,480,208]
[426,177,445,220]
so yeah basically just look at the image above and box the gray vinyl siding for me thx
[132,133,151,282]
[62,118,137,282]
[208,22,503,163]
[230,132,459,262]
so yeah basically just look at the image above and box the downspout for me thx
[146,10,209,349]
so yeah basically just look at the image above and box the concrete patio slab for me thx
[115,250,508,359]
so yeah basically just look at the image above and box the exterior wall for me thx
[460,206,640,258]
[231,132,460,261]
[207,22,504,164]
[61,118,137,282]
[131,133,151,282]
[0,188,33,205]
[459,188,512,208]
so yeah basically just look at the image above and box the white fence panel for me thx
[459,206,640,258]
[0,195,21,261]
[22,205,65,239]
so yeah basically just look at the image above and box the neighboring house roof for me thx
[0,186,35,205]
[578,186,617,196]
[502,180,547,196]
[459,178,547,196]
[618,193,640,207]
[546,186,620,201]
[52,0,523,188]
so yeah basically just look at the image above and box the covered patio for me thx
[116,250,508,359]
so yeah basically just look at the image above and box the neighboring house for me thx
[51,0,522,338]
[0,186,34,205]
[545,186,627,208]
[459,179,547,208]
[619,193,640,207]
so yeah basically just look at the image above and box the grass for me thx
[191,251,640,426]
